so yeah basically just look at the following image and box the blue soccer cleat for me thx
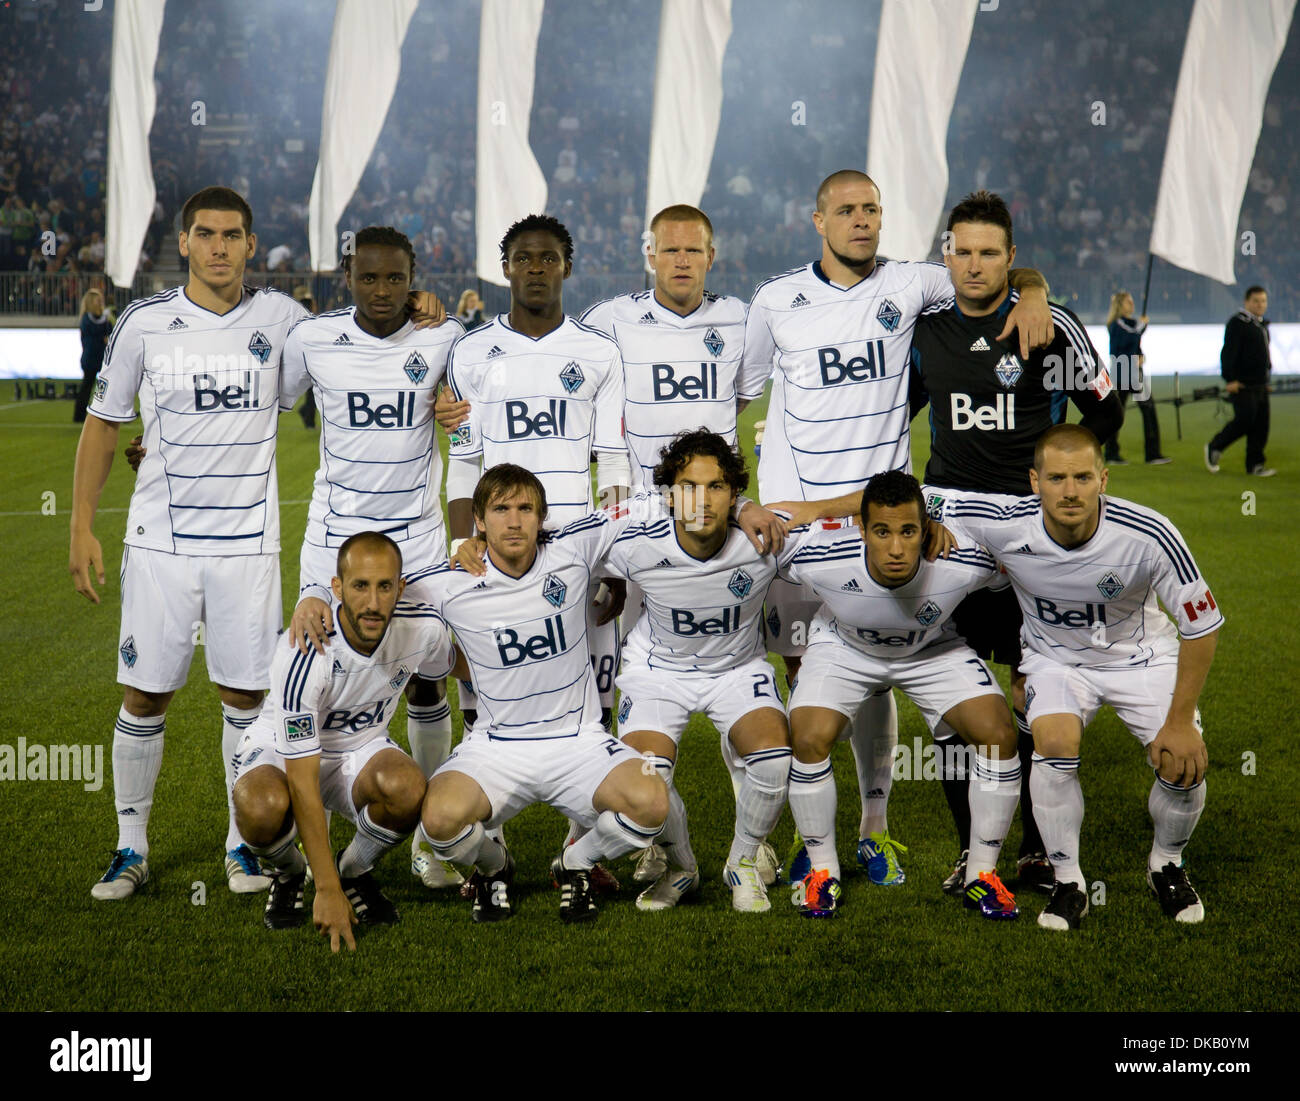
[785,834,812,885]
[91,847,149,901]
[858,831,908,886]
[795,869,842,918]
[963,871,1019,920]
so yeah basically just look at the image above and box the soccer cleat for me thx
[1105,456,1129,466]
[336,853,399,925]
[858,831,908,886]
[91,848,149,901]
[225,844,272,894]
[590,862,620,895]
[263,872,307,929]
[469,851,515,923]
[755,841,780,886]
[1038,881,1089,931]
[942,850,969,897]
[412,845,465,889]
[724,857,771,913]
[1147,862,1205,924]
[1016,851,1055,895]
[1250,465,1277,477]
[1147,456,1173,465]
[963,871,1019,920]
[632,843,668,884]
[635,868,701,912]
[796,869,841,918]
[785,834,811,885]
[1204,444,1221,473]
[552,855,599,924]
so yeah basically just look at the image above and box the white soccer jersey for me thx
[89,283,309,555]
[780,526,1001,658]
[580,290,750,487]
[743,260,953,501]
[280,308,461,552]
[259,600,455,759]
[446,315,627,525]
[419,509,637,740]
[931,489,1224,667]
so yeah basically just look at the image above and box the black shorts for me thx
[952,586,1023,670]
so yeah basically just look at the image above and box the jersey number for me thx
[965,658,994,687]
[752,672,776,699]
[594,655,615,693]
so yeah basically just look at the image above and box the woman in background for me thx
[1104,290,1170,465]
[74,287,112,423]
[456,288,485,330]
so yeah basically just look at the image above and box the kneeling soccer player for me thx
[231,532,456,951]
[783,471,1021,918]
[416,465,669,924]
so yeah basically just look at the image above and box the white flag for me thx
[476,0,547,286]
[106,0,167,289]
[867,0,977,261]
[1150,0,1297,285]
[644,0,732,268]
[308,0,418,272]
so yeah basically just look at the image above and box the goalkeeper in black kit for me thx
[909,190,1123,897]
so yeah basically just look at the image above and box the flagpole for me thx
[1140,253,1154,315]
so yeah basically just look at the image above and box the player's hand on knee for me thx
[924,521,957,561]
[452,537,487,575]
[1147,719,1207,788]
[435,384,471,432]
[737,499,788,555]
[69,529,105,604]
[406,290,447,329]
[314,885,357,953]
[291,597,334,655]
[124,434,146,473]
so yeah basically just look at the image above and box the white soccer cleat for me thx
[225,844,273,894]
[724,857,771,913]
[635,868,700,912]
[412,846,465,889]
[91,848,149,901]
[754,841,779,886]
[632,843,668,884]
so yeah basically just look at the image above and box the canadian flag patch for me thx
[1088,364,1114,400]
[1182,590,1217,622]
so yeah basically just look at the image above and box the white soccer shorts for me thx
[615,654,784,744]
[231,725,406,823]
[117,546,280,693]
[432,727,645,830]
[789,631,1003,731]
[1020,653,1201,747]
[763,575,823,658]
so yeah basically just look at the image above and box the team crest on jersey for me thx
[876,299,902,333]
[925,493,946,523]
[1096,571,1125,600]
[617,696,633,724]
[389,664,411,690]
[167,316,187,331]
[119,636,138,668]
[915,600,943,627]
[559,361,584,394]
[93,375,108,403]
[727,568,753,599]
[248,331,272,364]
[284,716,315,742]
[542,573,567,608]
[333,332,352,345]
[403,351,429,383]
[995,353,1023,389]
[486,345,505,359]
[766,607,781,636]
[703,327,725,356]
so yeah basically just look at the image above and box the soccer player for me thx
[231,532,456,951]
[933,425,1219,929]
[750,170,1053,887]
[781,471,1022,918]
[278,226,465,891]
[415,465,668,924]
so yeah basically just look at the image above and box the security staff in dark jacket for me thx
[1206,285,1274,476]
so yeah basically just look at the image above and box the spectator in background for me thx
[74,287,112,423]
[455,288,485,330]
[1206,285,1275,477]
[1103,290,1168,465]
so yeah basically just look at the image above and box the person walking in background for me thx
[1103,291,1169,465]
[74,287,113,423]
[455,288,485,330]
[1206,286,1275,477]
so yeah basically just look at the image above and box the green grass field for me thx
[1,376,1296,1013]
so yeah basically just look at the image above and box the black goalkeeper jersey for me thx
[909,291,1122,495]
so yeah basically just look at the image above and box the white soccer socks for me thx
[1148,775,1206,871]
[729,748,791,868]
[788,756,839,880]
[563,810,663,871]
[966,749,1021,882]
[1030,753,1085,888]
[221,703,261,851]
[850,690,897,838]
[113,707,165,856]
[249,824,307,875]
[407,699,452,855]
[339,806,404,878]
[419,820,508,876]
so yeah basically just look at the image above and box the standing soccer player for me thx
[750,170,1053,887]
[279,226,465,891]
[933,425,1219,930]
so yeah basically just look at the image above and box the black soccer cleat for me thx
[1038,881,1089,931]
[263,871,307,930]
[1147,862,1205,924]
[1016,851,1056,895]
[941,850,969,897]
[336,853,399,925]
[552,854,599,924]
[470,850,515,924]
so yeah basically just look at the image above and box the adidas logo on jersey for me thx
[790,292,811,309]
[638,312,657,325]
[969,336,990,352]
[653,558,674,568]
[331,659,346,679]
[486,345,505,359]
[840,578,862,592]
[167,317,187,331]
[471,580,487,590]
[1015,544,1034,554]
[333,332,352,345]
